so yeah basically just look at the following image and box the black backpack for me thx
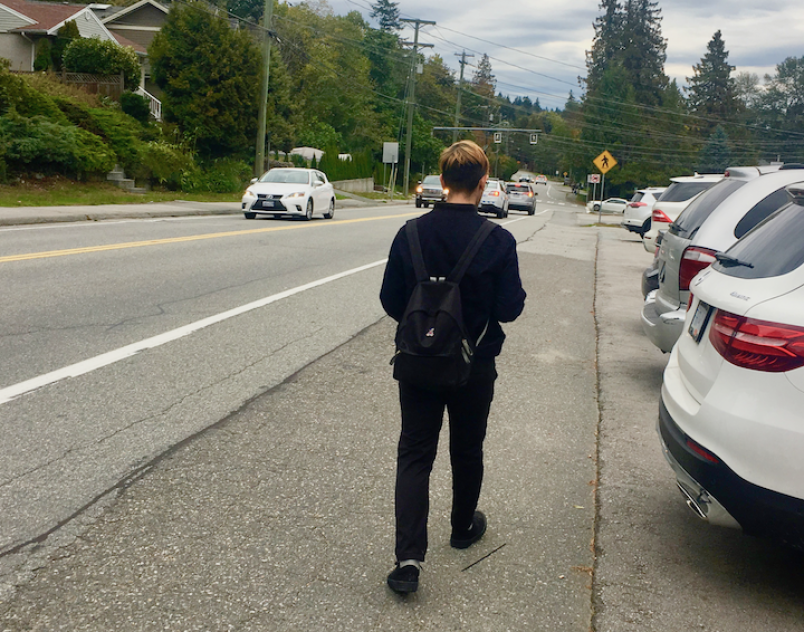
[392,218,496,390]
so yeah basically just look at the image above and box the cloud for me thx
[327,0,803,107]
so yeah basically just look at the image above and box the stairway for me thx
[106,165,149,194]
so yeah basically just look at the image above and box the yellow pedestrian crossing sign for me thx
[593,150,617,174]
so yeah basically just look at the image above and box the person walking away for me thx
[380,140,526,594]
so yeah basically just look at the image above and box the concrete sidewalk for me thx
[0,216,601,630]
[0,195,380,227]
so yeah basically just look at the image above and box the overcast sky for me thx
[324,0,804,109]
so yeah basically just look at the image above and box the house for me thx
[0,0,168,116]
[0,0,120,71]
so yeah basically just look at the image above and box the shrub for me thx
[181,158,251,193]
[55,98,144,172]
[0,62,67,121]
[0,114,116,177]
[63,38,141,90]
[120,91,151,124]
[135,141,195,190]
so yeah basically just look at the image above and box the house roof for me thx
[1,0,87,32]
[110,30,145,54]
[100,0,166,24]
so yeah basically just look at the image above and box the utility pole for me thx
[254,0,274,177]
[400,18,434,200]
[452,51,473,144]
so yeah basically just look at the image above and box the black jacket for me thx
[380,202,526,358]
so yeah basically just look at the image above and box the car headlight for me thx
[416,186,423,193]
[443,188,449,195]
[286,191,306,199]
[243,189,257,199]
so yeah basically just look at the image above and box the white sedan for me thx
[586,197,628,213]
[242,168,335,220]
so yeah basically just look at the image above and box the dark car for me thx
[415,175,447,208]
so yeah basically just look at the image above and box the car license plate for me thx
[688,301,711,343]
[258,200,275,209]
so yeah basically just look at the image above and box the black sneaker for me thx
[387,563,420,594]
[450,510,487,549]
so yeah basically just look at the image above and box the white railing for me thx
[135,87,162,121]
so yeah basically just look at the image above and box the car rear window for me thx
[733,187,792,239]
[658,181,717,203]
[715,200,804,279]
[671,179,745,238]
[507,184,529,192]
[630,192,645,203]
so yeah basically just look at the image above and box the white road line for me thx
[0,259,388,405]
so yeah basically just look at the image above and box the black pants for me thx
[394,359,497,562]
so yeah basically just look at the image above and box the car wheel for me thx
[528,206,535,216]
[496,208,505,219]
[640,218,650,236]
[324,198,335,219]
[415,199,422,208]
[305,199,313,221]
[593,204,601,212]
[244,212,256,219]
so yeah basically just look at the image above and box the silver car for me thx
[641,164,804,352]
[505,182,536,215]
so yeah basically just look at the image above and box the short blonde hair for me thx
[439,140,489,194]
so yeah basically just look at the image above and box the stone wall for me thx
[331,178,374,193]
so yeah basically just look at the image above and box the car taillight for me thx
[678,246,717,291]
[709,310,804,373]
[652,208,672,223]
[686,437,720,463]
[489,191,500,197]
[527,192,533,197]
[629,202,646,207]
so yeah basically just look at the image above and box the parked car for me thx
[621,187,667,236]
[586,197,628,214]
[242,168,335,220]
[659,184,804,549]
[415,175,447,208]
[641,164,804,353]
[642,174,723,253]
[506,182,537,215]
[479,179,509,218]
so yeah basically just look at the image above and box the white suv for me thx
[621,187,667,236]
[642,174,723,253]
[659,184,804,548]
[641,164,804,353]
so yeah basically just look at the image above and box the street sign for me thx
[529,133,538,145]
[587,174,601,184]
[593,150,617,174]
[383,142,399,164]
[493,132,502,144]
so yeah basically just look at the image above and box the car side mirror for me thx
[250,178,258,184]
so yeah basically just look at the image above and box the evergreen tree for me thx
[585,0,623,94]
[698,125,732,172]
[686,31,741,136]
[370,0,401,32]
[149,3,260,160]
[620,0,667,106]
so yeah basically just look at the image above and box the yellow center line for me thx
[0,212,420,264]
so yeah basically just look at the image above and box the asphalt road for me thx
[1,185,803,630]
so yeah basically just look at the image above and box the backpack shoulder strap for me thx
[405,219,428,282]
[447,220,496,284]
